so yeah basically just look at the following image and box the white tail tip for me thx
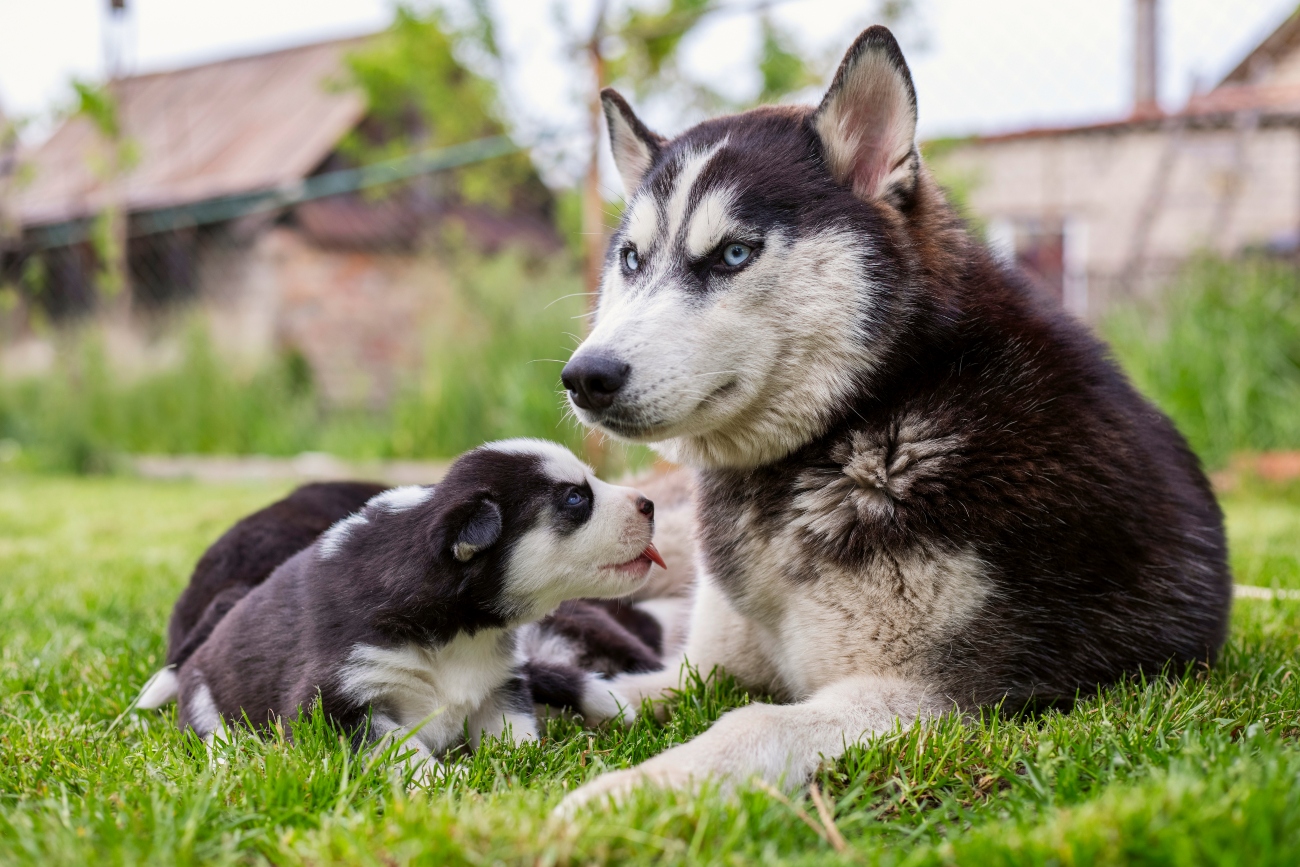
[136,666,179,709]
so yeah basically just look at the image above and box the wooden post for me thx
[582,1,610,472]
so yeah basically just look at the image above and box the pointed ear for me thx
[813,26,919,207]
[602,88,666,195]
[450,497,502,562]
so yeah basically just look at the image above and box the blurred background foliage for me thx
[1,0,1298,477]
[0,249,599,473]
[338,6,543,212]
[1104,257,1300,469]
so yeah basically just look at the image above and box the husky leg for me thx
[557,674,947,815]
[585,571,782,722]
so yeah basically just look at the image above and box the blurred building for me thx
[936,4,1300,319]
[0,37,558,406]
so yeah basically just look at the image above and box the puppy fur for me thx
[172,440,657,771]
[141,469,698,714]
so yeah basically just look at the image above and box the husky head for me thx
[563,27,955,470]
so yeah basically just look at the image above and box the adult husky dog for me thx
[557,26,1231,810]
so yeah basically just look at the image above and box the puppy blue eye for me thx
[564,490,587,507]
[623,248,640,271]
[721,243,751,267]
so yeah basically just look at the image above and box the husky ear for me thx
[602,88,666,195]
[450,497,502,562]
[813,26,919,207]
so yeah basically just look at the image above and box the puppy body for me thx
[174,440,657,769]
[137,481,389,709]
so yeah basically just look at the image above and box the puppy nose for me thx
[636,496,654,519]
[561,352,630,411]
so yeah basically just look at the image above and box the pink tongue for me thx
[644,544,667,570]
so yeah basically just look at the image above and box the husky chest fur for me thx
[174,440,659,768]
[557,26,1231,809]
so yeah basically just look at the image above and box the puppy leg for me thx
[468,675,539,748]
[558,674,948,815]
[367,713,455,784]
[587,571,782,722]
[176,669,228,746]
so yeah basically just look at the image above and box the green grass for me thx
[3,472,1300,865]
[1102,257,1300,469]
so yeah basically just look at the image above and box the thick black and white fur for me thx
[167,440,657,776]
[556,27,1231,811]
[138,475,684,716]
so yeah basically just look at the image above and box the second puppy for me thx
[174,439,661,775]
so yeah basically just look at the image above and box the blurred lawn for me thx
[2,471,1300,865]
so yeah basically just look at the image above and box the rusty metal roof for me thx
[956,80,1300,146]
[8,35,373,228]
[1220,7,1300,87]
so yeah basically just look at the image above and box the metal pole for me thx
[1133,0,1159,115]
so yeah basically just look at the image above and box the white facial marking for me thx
[366,485,433,513]
[664,138,729,245]
[482,438,590,485]
[684,186,740,258]
[625,195,660,253]
[317,512,368,559]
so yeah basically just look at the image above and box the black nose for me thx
[561,352,630,411]
[637,496,654,519]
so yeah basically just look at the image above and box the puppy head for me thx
[563,27,930,470]
[319,441,660,637]
[428,440,660,623]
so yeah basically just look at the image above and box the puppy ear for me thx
[602,88,666,195]
[451,497,502,562]
[813,26,919,207]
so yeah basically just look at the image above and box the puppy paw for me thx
[406,756,467,790]
[577,673,633,725]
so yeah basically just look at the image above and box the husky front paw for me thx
[555,759,698,818]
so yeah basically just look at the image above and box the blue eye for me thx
[721,243,752,268]
[623,248,640,271]
[564,489,587,508]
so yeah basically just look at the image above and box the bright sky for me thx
[1,0,1296,187]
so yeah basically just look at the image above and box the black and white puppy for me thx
[171,439,661,774]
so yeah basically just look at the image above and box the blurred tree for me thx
[339,5,545,213]
[71,79,138,309]
[756,14,820,103]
